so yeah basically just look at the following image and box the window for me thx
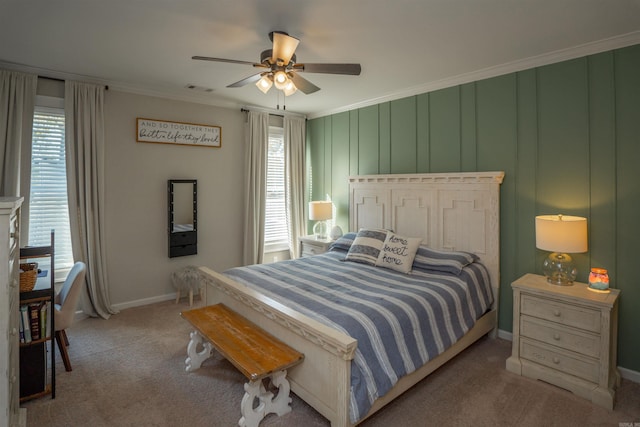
[29,107,74,279]
[264,126,289,252]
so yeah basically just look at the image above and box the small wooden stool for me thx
[172,266,202,306]
[181,304,304,427]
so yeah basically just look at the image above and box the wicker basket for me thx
[19,262,38,292]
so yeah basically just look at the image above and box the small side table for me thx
[298,235,333,258]
[506,273,620,409]
[172,266,203,306]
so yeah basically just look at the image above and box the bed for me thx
[199,171,504,426]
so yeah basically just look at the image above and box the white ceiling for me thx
[1,0,640,118]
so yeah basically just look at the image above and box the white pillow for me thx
[376,232,422,274]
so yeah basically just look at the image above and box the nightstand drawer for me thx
[301,244,323,257]
[298,236,333,258]
[520,315,600,358]
[521,294,601,333]
[520,338,599,383]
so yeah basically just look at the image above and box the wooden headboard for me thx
[349,171,505,310]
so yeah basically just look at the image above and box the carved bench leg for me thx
[268,370,292,416]
[238,370,292,427]
[185,330,214,372]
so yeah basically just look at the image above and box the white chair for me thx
[54,261,86,372]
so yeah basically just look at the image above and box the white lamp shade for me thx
[273,71,289,90]
[255,75,272,94]
[283,80,297,96]
[309,201,332,221]
[535,215,587,253]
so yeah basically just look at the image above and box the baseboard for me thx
[111,292,177,311]
[18,407,26,427]
[497,328,512,341]
[73,310,88,322]
[72,295,175,320]
[497,328,640,384]
[619,366,640,384]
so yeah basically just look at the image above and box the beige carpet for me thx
[23,299,640,426]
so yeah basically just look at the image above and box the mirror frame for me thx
[168,179,197,258]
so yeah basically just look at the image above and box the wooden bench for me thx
[181,304,304,427]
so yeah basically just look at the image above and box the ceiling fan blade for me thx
[271,31,299,65]
[293,63,361,75]
[192,56,268,68]
[227,73,263,88]
[289,73,320,94]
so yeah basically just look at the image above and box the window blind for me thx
[264,127,289,250]
[29,109,74,275]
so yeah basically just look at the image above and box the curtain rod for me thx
[241,107,282,117]
[40,76,109,90]
[240,105,306,119]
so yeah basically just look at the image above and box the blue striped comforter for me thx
[224,251,493,423]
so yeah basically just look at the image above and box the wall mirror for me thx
[168,179,197,258]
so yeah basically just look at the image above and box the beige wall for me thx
[104,90,245,308]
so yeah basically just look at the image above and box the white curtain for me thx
[65,81,117,319]
[0,69,36,198]
[284,116,306,259]
[242,111,269,265]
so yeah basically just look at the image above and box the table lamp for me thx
[309,201,332,240]
[535,214,587,286]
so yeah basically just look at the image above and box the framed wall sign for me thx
[136,118,221,148]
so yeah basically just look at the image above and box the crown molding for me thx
[3,30,639,120]
[0,59,241,110]
[307,31,640,119]
[107,81,240,110]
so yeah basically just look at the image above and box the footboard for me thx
[199,266,358,427]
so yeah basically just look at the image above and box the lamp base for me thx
[313,221,327,240]
[543,252,577,286]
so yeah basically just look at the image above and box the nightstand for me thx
[506,273,620,410]
[298,235,333,258]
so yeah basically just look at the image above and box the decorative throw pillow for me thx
[412,245,478,275]
[344,229,389,265]
[328,232,357,253]
[376,232,422,274]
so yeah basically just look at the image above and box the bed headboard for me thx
[349,171,504,308]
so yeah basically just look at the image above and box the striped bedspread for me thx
[224,251,493,423]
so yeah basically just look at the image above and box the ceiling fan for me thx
[192,31,361,96]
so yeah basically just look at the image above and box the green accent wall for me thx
[307,44,640,373]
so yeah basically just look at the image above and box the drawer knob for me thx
[10,375,16,383]
[552,357,560,364]
[553,310,561,317]
[553,333,561,341]
[11,328,17,336]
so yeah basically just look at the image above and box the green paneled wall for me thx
[331,112,350,227]
[306,44,640,372]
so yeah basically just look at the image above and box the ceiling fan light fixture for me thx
[271,31,299,66]
[273,70,289,90]
[256,74,273,93]
[283,80,297,96]
[193,31,361,97]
